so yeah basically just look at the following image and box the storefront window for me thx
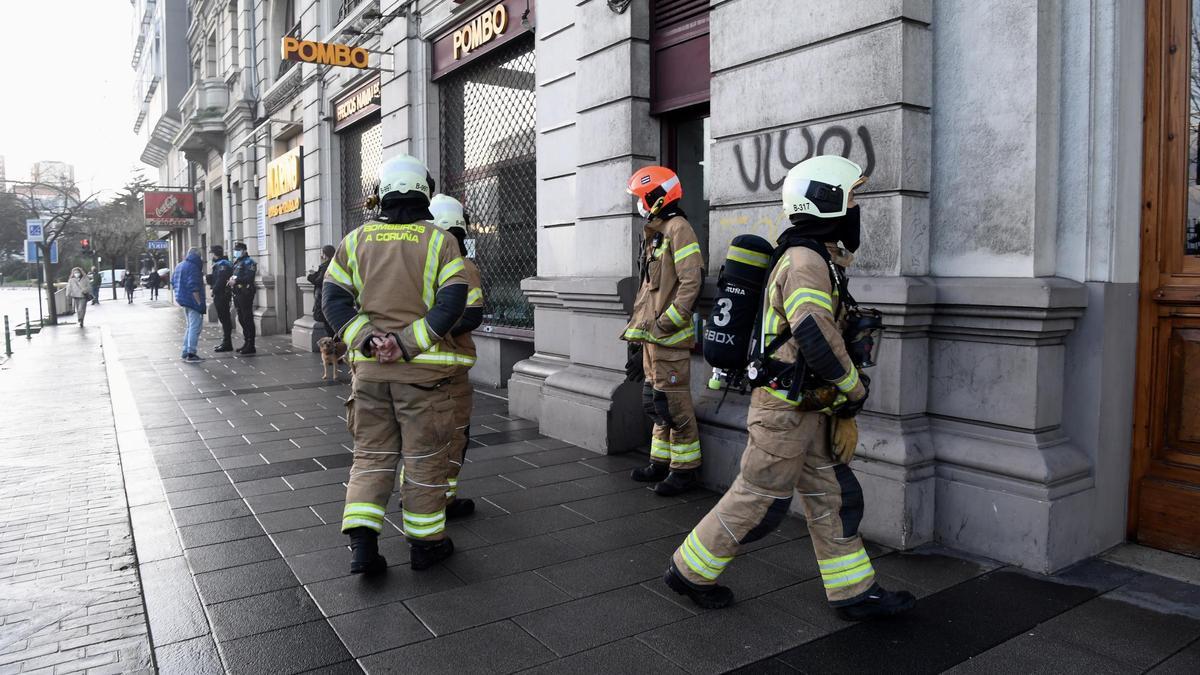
[439,36,537,331]
[339,118,382,237]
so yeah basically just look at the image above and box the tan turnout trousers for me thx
[671,389,876,605]
[643,344,700,470]
[445,372,473,503]
[342,378,456,541]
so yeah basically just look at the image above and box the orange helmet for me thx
[627,166,682,219]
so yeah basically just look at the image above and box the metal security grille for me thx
[339,117,382,238]
[439,36,537,330]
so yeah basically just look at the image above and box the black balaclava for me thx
[379,191,433,224]
[447,226,469,257]
[781,206,861,252]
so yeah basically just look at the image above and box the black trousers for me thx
[214,293,234,344]
[234,289,255,345]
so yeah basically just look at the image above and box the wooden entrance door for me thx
[1131,0,1200,556]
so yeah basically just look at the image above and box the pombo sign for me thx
[281,37,369,69]
[452,4,508,59]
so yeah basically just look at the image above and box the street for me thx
[0,298,1197,674]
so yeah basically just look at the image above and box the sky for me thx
[0,1,147,200]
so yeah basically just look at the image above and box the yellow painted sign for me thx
[267,147,303,224]
[453,4,508,60]
[282,37,369,69]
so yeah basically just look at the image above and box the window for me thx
[339,119,383,237]
[663,107,711,257]
[439,37,537,331]
[228,1,239,69]
[206,32,217,77]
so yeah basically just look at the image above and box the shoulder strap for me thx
[757,238,834,359]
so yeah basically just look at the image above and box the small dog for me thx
[318,337,348,380]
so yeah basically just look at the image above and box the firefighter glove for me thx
[831,416,859,465]
[625,343,645,383]
[835,373,870,419]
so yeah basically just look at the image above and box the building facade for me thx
[136,0,1200,572]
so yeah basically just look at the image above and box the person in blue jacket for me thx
[172,247,207,363]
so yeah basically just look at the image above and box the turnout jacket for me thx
[622,214,704,349]
[323,220,469,384]
[760,243,866,406]
[440,258,484,374]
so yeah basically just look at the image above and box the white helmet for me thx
[378,154,430,201]
[781,155,863,219]
[428,194,466,230]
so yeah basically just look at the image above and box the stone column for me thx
[524,0,657,454]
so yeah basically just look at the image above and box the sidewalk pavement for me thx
[2,296,1200,674]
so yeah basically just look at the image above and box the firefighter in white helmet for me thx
[664,156,916,621]
[428,193,484,519]
[323,154,468,574]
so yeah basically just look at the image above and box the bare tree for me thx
[9,180,99,325]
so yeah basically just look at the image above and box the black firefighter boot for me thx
[664,561,734,609]
[653,470,697,496]
[631,462,669,483]
[410,537,454,571]
[347,527,387,575]
[446,498,476,519]
[835,584,916,621]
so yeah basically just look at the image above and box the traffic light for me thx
[80,239,92,256]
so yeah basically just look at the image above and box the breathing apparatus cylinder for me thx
[702,234,775,386]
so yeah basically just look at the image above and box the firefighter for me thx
[429,193,484,518]
[228,241,257,354]
[208,245,235,352]
[622,166,705,496]
[664,156,916,621]
[323,154,469,574]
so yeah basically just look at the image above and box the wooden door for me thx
[1130,0,1200,556]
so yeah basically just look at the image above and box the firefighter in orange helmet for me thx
[622,166,705,496]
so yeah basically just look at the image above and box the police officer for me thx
[664,156,916,621]
[622,166,705,496]
[228,241,257,354]
[323,155,469,574]
[429,194,484,518]
[208,245,235,352]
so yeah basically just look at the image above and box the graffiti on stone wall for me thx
[732,125,876,194]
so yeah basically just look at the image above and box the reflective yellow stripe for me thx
[421,231,442,309]
[410,352,460,365]
[467,287,483,306]
[673,242,700,264]
[650,438,671,460]
[403,509,446,538]
[784,287,833,318]
[822,560,875,589]
[341,517,383,532]
[404,522,445,538]
[623,325,695,346]
[672,441,701,463]
[818,548,870,573]
[834,367,859,394]
[762,386,802,406]
[665,304,688,328]
[728,245,769,269]
[346,230,363,293]
[403,510,445,525]
[342,314,369,346]
[327,260,353,287]
[343,502,386,519]
[413,318,433,351]
[438,257,465,286]
[679,531,730,581]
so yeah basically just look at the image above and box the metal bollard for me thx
[4,315,10,356]
[25,308,31,341]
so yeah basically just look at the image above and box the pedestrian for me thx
[429,194,484,518]
[228,242,257,354]
[306,244,337,338]
[622,166,705,496]
[146,265,161,300]
[65,267,92,327]
[323,154,468,575]
[664,156,915,621]
[89,266,101,305]
[123,269,137,303]
[208,245,235,352]
[171,247,206,363]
